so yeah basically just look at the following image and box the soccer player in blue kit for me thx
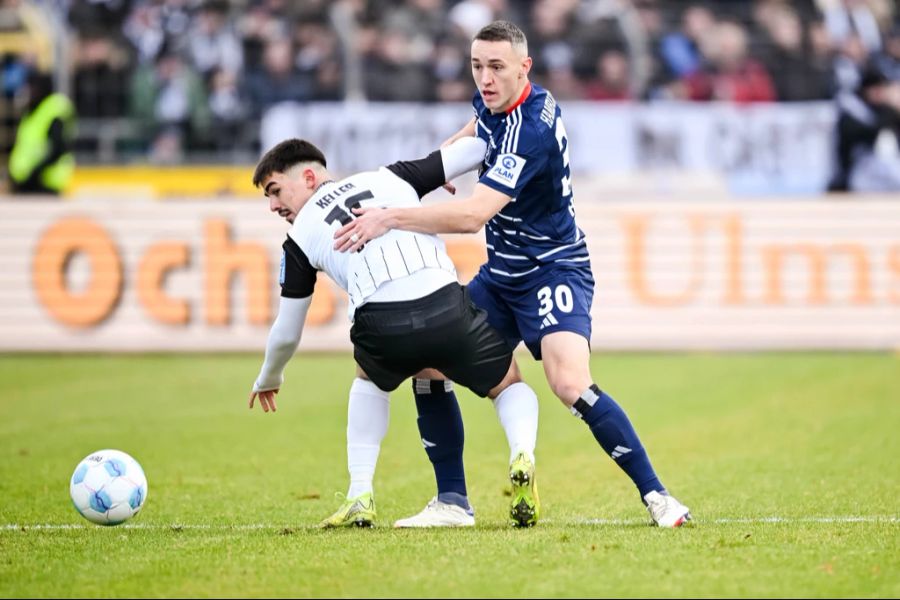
[335,21,691,528]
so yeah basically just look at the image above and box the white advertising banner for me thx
[262,101,837,195]
[1,196,897,351]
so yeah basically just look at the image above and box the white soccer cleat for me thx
[644,490,692,528]
[393,497,475,528]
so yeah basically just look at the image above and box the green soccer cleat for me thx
[319,492,377,528]
[508,452,540,528]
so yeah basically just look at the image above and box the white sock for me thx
[346,378,390,498]
[492,382,538,463]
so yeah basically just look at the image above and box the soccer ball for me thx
[69,449,148,526]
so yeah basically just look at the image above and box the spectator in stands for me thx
[873,20,900,81]
[130,48,210,162]
[659,3,715,79]
[823,0,884,55]
[381,0,446,58]
[432,32,472,102]
[640,2,715,100]
[72,29,131,118]
[8,71,75,195]
[237,3,288,73]
[585,49,632,101]
[807,15,839,92]
[683,19,776,103]
[2,52,28,99]
[123,3,166,66]
[832,31,875,93]
[758,4,831,101]
[243,38,314,113]
[527,0,583,99]
[55,0,898,163]
[187,0,244,80]
[208,66,246,154]
[823,0,890,92]
[828,66,900,192]
[447,0,503,39]
[68,0,130,35]
[749,0,822,50]
[363,28,433,101]
[293,18,344,101]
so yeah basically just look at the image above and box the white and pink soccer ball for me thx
[69,449,148,526]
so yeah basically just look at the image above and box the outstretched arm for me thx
[442,117,477,148]
[439,118,477,194]
[385,136,486,198]
[333,182,511,253]
[248,295,312,413]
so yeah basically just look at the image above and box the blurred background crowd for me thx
[1,0,899,186]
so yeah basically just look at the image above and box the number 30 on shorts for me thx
[537,285,573,316]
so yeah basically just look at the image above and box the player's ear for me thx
[303,167,317,190]
[521,56,532,78]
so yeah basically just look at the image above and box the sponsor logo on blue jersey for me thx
[486,152,526,188]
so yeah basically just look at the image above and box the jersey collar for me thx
[505,82,532,114]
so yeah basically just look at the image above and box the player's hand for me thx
[249,388,278,413]
[442,182,456,195]
[333,207,391,253]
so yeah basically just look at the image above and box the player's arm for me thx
[438,118,478,194]
[386,183,511,234]
[441,117,477,148]
[334,182,511,252]
[248,237,317,413]
[336,120,550,251]
[385,136,487,199]
[249,296,312,413]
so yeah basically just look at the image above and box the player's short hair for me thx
[474,20,528,55]
[253,139,327,188]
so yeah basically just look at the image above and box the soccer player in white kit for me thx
[248,137,540,527]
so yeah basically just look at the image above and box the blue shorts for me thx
[466,265,594,360]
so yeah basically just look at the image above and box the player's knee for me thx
[547,374,585,408]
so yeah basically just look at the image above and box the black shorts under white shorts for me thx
[350,283,513,396]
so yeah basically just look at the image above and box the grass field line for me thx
[576,516,899,525]
[3,516,897,531]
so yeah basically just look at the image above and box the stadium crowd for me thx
[1,0,898,163]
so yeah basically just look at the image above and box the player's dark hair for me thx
[474,20,528,49]
[253,139,327,188]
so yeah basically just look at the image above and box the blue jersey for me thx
[473,83,589,284]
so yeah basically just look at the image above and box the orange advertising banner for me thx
[1,198,897,351]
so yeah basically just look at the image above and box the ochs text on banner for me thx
[1,198,897,351]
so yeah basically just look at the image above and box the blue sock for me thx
[573,384,665,500]
[413,379,470,511]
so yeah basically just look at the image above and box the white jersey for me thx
[284,168,457,320]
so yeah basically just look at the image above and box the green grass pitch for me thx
[0,352,897,598]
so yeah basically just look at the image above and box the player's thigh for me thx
[438,292,514,398]
[352,347,408,392]
[513,270,594,360]
[466,272,522,350]
[540,330,592,406]
[351,320,419,392]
